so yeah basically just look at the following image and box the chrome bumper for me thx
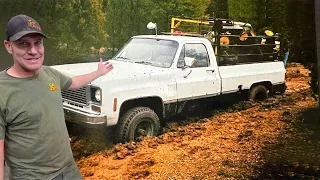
[63,106,107,128]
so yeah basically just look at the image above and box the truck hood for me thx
[51,60,168,80]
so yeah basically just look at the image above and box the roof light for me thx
[147,22,157,35]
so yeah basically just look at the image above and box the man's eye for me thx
[34,41,43,46]
[17,42,29,47]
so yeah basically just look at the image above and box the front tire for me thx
[116,107,160,143]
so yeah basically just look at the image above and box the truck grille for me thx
[61,86,89,106]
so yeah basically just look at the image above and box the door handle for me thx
[183,69,192,78]
[206,69,215,73]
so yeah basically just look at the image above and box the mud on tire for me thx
[116,107,160,143]
[249,85,268,101]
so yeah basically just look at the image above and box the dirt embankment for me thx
[72,63,319,179]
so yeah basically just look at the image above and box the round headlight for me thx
[95,90,101,102]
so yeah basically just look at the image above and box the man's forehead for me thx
[17,33,44,41]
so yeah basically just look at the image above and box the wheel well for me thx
[250,81,272,92]
[119,97,164,120]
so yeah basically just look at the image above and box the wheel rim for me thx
[133,118,154,141]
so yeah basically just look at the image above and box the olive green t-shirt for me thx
[0,66,74,179]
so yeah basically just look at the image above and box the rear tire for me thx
[249,85,268,101]
[116,107,160,143]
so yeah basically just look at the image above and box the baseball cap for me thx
[6,14,46,41]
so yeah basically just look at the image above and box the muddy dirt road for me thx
[68,63,319,179]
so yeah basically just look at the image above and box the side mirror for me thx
[184,57,196,67]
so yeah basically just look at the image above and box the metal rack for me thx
[167,17,283,66]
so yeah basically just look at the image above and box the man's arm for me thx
[0,139,4,180]
[68,58,113,90]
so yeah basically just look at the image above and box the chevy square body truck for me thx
[52,33,286,143]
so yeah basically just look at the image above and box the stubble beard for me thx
[15,56,44,75]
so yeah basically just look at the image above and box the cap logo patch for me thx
[28,20,41,30]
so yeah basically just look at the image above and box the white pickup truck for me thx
[52,35,286,143]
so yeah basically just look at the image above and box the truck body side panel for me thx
[218,61,286,94]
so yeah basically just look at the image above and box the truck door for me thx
[175,43,220,100]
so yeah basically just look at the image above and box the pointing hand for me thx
[97,58,113,76]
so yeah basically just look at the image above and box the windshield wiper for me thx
[115,56,130,60]
[134,61,153,65]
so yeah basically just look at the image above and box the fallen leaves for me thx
[72,63,319,179]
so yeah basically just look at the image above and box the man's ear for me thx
[4,40,13,54]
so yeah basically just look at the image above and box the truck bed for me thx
[218,61,286,94]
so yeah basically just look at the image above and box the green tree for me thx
[0,0,109,64]
[205,0,228,19]
[45,0,108,64]
[228,0,258,27]
[103,0,211,55]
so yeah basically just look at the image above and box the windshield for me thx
[113,38,179,68]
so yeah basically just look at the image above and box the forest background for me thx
[0,0,316,93]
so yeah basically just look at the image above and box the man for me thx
[0,14,113,179]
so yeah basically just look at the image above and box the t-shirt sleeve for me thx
[0,103,6,140]
[58,72,72,91]
[46,66,72,91]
